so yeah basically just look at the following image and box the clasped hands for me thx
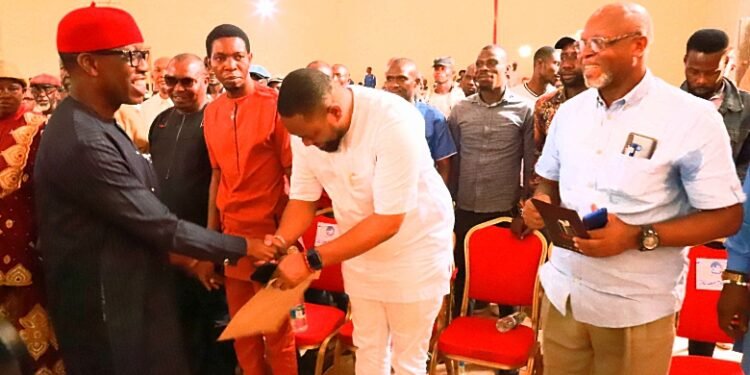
[521,195,641,257]
[247,235,314,290]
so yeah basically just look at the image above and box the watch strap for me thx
[304,248,324,271]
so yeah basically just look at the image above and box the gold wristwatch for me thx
[721,270,749,287]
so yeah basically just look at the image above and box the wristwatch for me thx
[305,248,324,271]
[722,270,749,287]
[639,225,659,251]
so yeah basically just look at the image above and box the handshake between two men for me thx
[246,235,318,291]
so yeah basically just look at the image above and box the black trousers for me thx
[453,207,515,317]
[173,271,237,375]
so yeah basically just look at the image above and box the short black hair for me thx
[205,24,251,57]
[278,68,331,117]
[533,46,556,62]
[687,29,729,54]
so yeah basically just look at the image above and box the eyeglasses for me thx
[164,76,198,87]
[30,85,58,95]
[576,32,641,53]
[91,49,150,68]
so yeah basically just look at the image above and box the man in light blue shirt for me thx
[523,3,744,374]
[384,58,456,184]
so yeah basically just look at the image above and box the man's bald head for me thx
[587,3,653,41]
[384,58,420,102]
[152,56,171,95]
[331,64,350,86]
[580,2,651,99]
[307,60,332,77]
[171,53,205,70]
[388,58,418,78]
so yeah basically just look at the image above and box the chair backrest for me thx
[301,211,336,250]
[302,213,345,294]
[462,217,548,315]
[677,244,734,343]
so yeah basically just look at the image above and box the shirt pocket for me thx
[596,153,666,200]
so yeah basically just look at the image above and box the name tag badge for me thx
[622,132,657,159]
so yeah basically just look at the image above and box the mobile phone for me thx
[250,262,278,284]
[582,208,608,230]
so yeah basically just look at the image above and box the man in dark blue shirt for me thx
[364,66,377,88]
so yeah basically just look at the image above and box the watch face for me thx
[643,235,658,250]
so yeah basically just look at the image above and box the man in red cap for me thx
[29,73,63,116]
[35,5,278,374]
[0,60,65,375]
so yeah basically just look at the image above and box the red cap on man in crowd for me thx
[30,74,62,87]
[57,2,143,53]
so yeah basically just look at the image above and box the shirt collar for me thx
[468,86,523,108]
[596,70,653,110]
[679,77,743,113]
[720,77,744,113]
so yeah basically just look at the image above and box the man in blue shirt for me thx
[363,66,377,88]
[719,167,750,373]
[384,57,456,184]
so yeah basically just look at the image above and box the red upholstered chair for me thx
[428,217,548,374]
[669,244,742,375]
[296,213,348,375]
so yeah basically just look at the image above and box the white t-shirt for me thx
[290,87,454,303]
[428,87,465,118]
[511,82,555,104]
[141,94,174,132]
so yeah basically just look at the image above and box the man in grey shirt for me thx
[448,44,536,316]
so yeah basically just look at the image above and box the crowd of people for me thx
[2,1,750,375]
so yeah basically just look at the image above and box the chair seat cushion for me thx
[669,355,743,375]
[437,316,535,367]
[336,320,354,348]
[295,303,345,347]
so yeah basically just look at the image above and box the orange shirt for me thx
[203,84,292,279]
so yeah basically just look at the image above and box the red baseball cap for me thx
[57,2,144,53]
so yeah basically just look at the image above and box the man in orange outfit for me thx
[203,24,296,375]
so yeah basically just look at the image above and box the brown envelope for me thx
[219,274,317,341]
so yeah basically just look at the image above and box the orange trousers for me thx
[225,278,298,375]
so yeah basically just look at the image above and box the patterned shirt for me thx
[533,87,567,153]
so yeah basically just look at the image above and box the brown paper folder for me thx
[219,274,316,340]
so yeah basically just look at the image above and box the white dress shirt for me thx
[290,86,454,303]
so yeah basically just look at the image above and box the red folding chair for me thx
[428,217,548,374]
[669,244,742,375]
[295,213,348,375]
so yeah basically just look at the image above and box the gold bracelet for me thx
[273,234,288,249]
